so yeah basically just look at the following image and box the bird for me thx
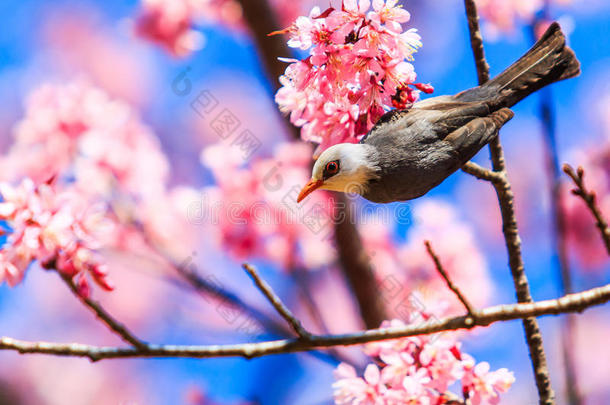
[297,22,580,204]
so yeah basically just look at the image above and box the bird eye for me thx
[325,161,339,175]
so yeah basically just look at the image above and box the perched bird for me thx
[297,22,580,204]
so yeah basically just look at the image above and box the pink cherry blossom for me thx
[2,81,169,202]
[462,356,515,404]
[135,0,227,57]
[332,363,388,404]
[334,318,514,404]
[0,178,114,296]
[135,0,321,57]
[1,80,199,264]
[200,142,336,269]
[358,199,492,317]
[274,0,432,153]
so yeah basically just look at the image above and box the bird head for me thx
[297,143,379,203]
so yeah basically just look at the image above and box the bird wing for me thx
[443,108,514,164]
[362,97,494,146]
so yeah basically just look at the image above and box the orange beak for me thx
[297,179,323,203]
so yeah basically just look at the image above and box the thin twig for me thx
[59,274,147,350]
[175,259,291,335]
[133,221,349,366]
[462,2,555,403]
[563,164,610,254]
[130,219,293,336]
[242,264,311,339]
[461,161,504,184]
[424,240,475,320]
[463,0,490,85]
[2,283,609,361]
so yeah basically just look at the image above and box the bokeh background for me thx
[1,0,610,404]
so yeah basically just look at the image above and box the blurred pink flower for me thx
[135,0,242,56]
[2,80,201,266]
[334,319,514,404]
[359,199,492,317]
[3,80,169,201]
[274,0,431,153]
[200,141,336,269]
[0,178,114,296]
[475,0,572,37]
[42,10,156,106]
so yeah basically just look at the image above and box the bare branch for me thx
[2,283,609,361]
[133,221,350,365]
[60,273,147,350]
[563,164,610,254]
[174,259,291,335]
[242,264,311,339]
[461,161,504,184]
[424,240,475,320]
[463,0,490,85]
[462,1,554,403]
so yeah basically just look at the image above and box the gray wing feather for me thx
[444,108,514,164]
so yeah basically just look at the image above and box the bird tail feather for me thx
[488,22,580,107]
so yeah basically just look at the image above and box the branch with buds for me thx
[563,164,610,254]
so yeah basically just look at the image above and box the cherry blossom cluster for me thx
[0,81,195,292]
[333,319,514,404]
[275,0,432,153]
[360,199,493,316]
[3,80,169,202]
[200,142,336,270]
[0,179,114,297]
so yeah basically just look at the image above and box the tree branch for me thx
[461,161,504,184]
[174,258,292,336]
[462,2,555,403]
[242,264,311,339]
[235,0,301,140]
[424,241,475,319]
[2,283,609,361]
[463,0,490,85]
[334,194,387,328]
[563,164,610,254]
[60,273,147,350]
